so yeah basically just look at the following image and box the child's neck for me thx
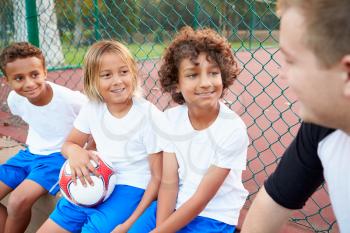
[107,98,133,119]
[188,103,220,131]
[29,83,53,106]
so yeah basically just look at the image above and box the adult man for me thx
[241,0,350,232]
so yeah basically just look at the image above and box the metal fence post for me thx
[249,1,256,50]
[93,0,101,40]
[25,0,39,47]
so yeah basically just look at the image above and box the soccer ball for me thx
[59,154,116,207]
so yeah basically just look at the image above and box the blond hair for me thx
[83,40,140,102]
[277,0,350,67]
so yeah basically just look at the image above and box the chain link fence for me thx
[0,0,338,232]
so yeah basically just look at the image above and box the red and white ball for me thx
[59,155,116,207]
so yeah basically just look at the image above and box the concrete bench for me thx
[0,138,59,233]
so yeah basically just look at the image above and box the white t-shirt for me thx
[318,130,350,232]
[7,81,86,155]
[164,102,249,225]
[74,97,171,190]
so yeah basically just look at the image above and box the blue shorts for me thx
[129,201,236,233]
[0,149,66,195]
[50,185,145,233]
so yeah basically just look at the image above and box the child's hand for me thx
[111,224,129,233]
[68,150,100,187]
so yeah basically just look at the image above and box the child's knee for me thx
[7,192,32,214]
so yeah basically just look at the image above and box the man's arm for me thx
[241,186,293,233]
[242,123,330,233]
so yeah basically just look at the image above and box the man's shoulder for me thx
[283,122,336,160]
[299,122,336,144]
[263,122,332,210]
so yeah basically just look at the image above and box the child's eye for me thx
[100,73,111,79]
[32,73,39,78]
[120,70,129,75]
[14,76,23,81]
[185,73,197,79]
[209,71,220,76]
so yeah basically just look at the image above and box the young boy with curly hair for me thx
[128,26,249,233]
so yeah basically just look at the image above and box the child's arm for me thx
[156,152,179,225]
[62,128,99,186]
[151,166,230,233]
[84,135,96,150]
[112,152,163,232]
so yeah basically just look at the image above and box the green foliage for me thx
[2,0,279,65]
[54,0,278,44]
[62,39,277,66]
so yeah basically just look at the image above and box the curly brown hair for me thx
[0,42,46,77]
[159,26,239,104]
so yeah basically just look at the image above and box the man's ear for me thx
[341,55,350,98]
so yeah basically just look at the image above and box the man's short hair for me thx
[277,0,350,67]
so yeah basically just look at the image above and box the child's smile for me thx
[5,57,50,105]
[98,52,134,112]
[178,52,223,111]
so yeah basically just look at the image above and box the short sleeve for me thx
[7,91,20,116]
[55,82,87,116]
[212,125,249,170]
[69,91,88,116]
[73,102,91,134]
[264,123,331,209]
[142,105,175,154]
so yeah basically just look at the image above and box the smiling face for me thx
[279,7,350,130]
[5,56,49,103]
[97,52,134,108]
[177,52,223,112]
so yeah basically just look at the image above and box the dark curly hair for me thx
[159,26,239,104]
[0,42,45,77]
